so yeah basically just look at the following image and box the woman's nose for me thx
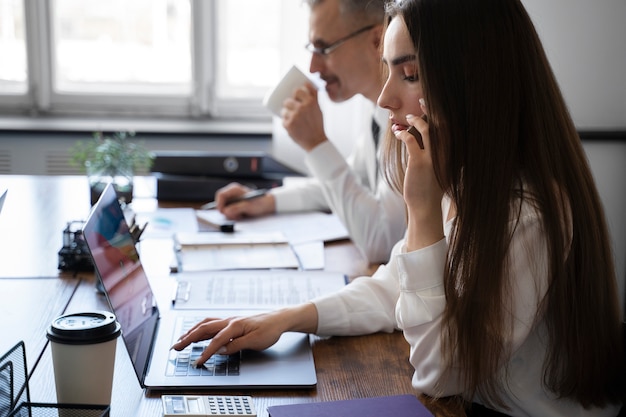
[378,79,397,110]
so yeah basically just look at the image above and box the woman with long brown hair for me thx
[173,0,624,415]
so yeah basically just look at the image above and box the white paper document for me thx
[175,231,289,246]
[196,210,349,244]
[175,243,300,272]
[173,230,301,271]
[135,208,347,271]
[171,269,347,310]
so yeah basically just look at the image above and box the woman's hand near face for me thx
[170,303,318,368]
[394,101,445,251]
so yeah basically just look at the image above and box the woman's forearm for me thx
[273,302,319,334]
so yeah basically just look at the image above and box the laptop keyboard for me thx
[167,344,240,377]
[167,317,241,377]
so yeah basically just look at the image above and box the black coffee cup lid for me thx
[47,311,122,345]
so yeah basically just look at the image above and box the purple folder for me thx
[267,394,434,417]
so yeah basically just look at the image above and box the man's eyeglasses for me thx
[305,25,376,56]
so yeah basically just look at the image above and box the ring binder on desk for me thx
[0,341,110,417]
[150,151,303,201]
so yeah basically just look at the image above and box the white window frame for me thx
[0,0,285,127]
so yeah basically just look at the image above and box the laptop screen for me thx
[82,183,159,384]
[0,189,7,214]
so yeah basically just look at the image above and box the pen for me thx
[200,188,268,210]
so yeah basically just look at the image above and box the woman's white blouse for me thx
[312,196,620,417]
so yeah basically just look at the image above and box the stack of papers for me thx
[195,210,349,244]
[173,231,300,272]
[135,208,350,272]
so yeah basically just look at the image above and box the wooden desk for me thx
[0,175,464,417]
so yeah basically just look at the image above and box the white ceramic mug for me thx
[262,65,313,116]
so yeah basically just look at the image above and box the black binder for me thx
[153,173,283,202]
[151,151,301,201]
[151,151,301,178]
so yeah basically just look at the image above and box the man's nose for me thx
[309,52,325,75]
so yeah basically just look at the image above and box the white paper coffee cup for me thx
[47,311,121,406]
[262,65,313,116]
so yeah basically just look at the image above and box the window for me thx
[0,0,310,122]
[0,0,27,94]
[52,0,192,94]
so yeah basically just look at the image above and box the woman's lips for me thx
[391,120,424,149]
[391,122,410,133]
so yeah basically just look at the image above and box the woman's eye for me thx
[402,73,419,82]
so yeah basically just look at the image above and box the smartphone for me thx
[407,126,425,149]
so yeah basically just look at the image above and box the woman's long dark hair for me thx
[383,0,623,409]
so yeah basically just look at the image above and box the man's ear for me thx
[371,24,384,49]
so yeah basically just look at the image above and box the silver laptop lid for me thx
[82,183,159,386]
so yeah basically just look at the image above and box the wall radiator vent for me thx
[45,151,82,175]
[0,150,11,175]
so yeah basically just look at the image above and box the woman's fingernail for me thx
[419,98,426,107]
[406,114,416,121]
[217,346,228,354]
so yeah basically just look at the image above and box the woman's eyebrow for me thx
[382,54,417,67]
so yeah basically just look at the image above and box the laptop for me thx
[82,183,320,391]
[0,189,6,214]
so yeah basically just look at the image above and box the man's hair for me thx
[305,0,386,25]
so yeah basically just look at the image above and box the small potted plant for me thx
[70,131,154,205]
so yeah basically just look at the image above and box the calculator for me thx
[162,395,256,417]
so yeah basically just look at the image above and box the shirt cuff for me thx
[312,293,350,335]
[271,186,305,212]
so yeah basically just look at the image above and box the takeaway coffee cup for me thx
[47,311,121,406]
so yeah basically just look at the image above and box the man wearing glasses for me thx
[216,0,406,264]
